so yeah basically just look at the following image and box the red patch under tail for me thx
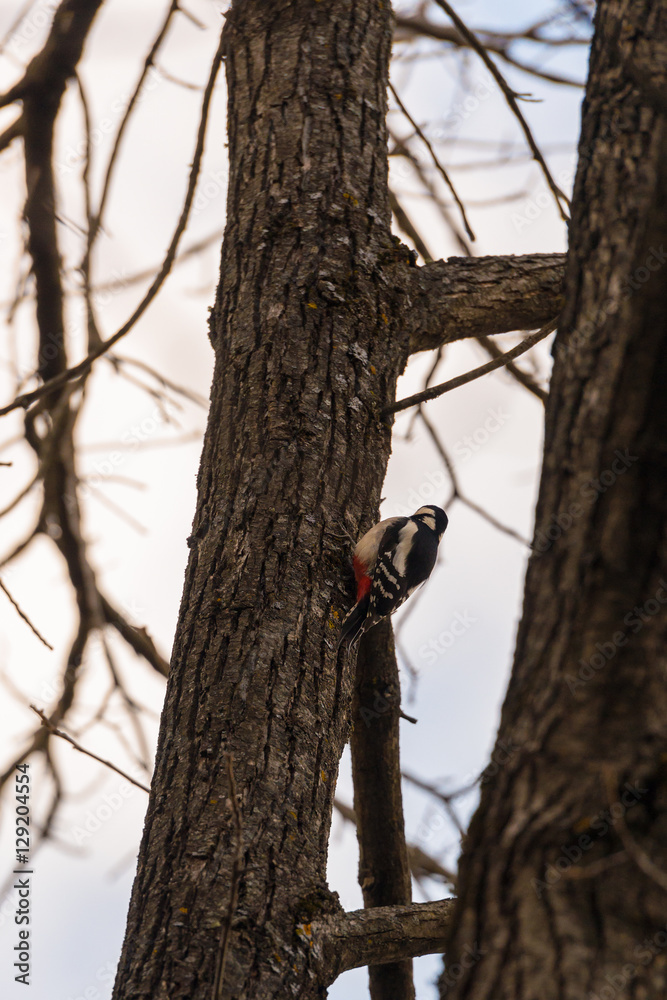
[353,555,372,602]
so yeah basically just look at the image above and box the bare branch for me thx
[89,0,180,257]
[30,706,151,792]
[418,408,530,545]
[334,798,456,889]
[406,252,565,355]
[0,472,39,517]
[386,318,558,416]
[99,594,170,677]
[0,577,53,649]
[389,131,471,256]
[19,0,105,384]
[389,81,474,240]
[0,114,23,153]
[311,898,454,981]
[0,23,226,418]
[394,14,587,88]
[389,189,435,263]
[476,334,548,403]
[430,0,571,219]
[351,620,415,999]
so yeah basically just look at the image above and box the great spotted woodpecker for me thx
[340,505,448,648]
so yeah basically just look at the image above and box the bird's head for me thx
[413,505,448,539]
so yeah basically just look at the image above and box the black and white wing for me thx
[361,519,418,634]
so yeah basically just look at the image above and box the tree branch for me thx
[430,0,572,219]
[389,81,474,241]
[351,619,415,999]
[388,318,557,416]
[405,253,565,355]
[311,898,454,982]
[0,114,23,153]
[476,334,548,403]
[30,706,150,791]
[0,577,53,649]
[20,0,105,383]
[394,14,587,88]
[99,594,170,677]
[0,21,225,418]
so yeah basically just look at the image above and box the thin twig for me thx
[29,706,151,792]
[431,0,570,220]
[389,81,475,240]
[383,317,557,416]
[90,0,180,255]
[402,771,476,836]
[333,798,457,888]
[0,578,53,649]
[76,71,103,354]
[111,355,209,408]
[389,130,471,256]
[394,14,587,88]
[477,334,548,403]
[389,189,435,262]
[0,25,227,418]
[0,472,39,518]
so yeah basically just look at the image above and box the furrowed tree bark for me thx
[443,3,667,998]
[112,3,409,998]
[311,898,455,981]
[405,253,565,354]
[15,0,106,382]
[351,620,415,1000]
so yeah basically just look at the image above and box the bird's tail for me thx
[338,597,369,650]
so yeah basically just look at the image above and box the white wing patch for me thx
[392,521,418,576]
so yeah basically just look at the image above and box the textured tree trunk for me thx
[443,3,667,998]
[112,3,404,998]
